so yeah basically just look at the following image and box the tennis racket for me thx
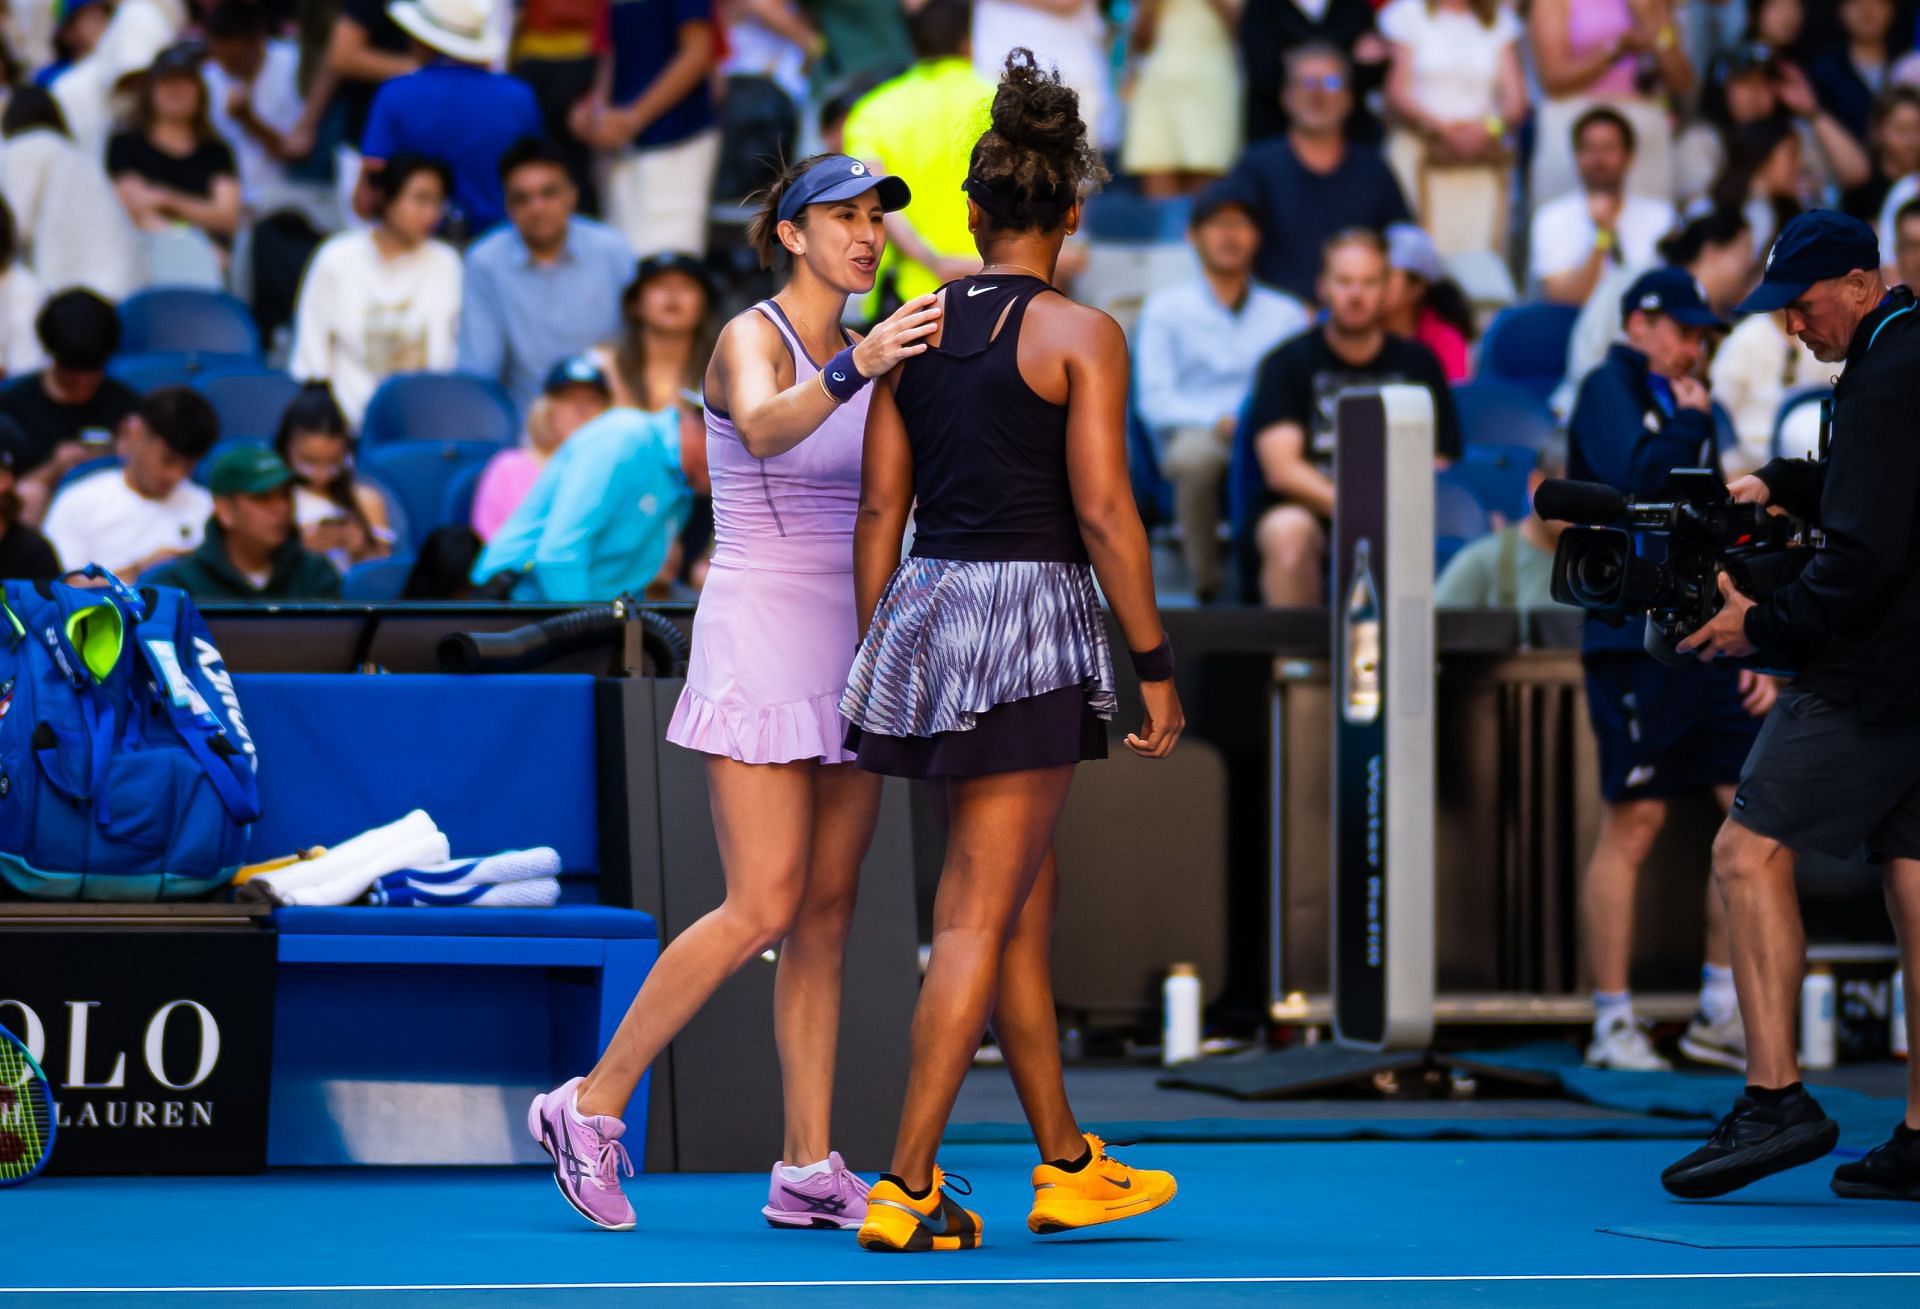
[0,1024,55,1185]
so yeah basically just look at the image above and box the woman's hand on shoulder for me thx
[851,293,942,379]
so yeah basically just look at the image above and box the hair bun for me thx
[988,48,1086,156]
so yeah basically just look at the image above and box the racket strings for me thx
[0,1040,51,1181]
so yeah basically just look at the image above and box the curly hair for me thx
[964,49,1107,233]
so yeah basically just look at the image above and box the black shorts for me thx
[1731,686,1920,863]
[1583,654,1762,802]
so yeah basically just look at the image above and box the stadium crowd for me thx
[0,0,1910,608]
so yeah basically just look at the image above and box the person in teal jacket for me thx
[471,355,711,600]
[147,446,342,602]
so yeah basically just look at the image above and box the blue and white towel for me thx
[364,847,563,908]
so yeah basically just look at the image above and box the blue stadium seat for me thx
[362,441,495,549]
[195,367,302,444]
[339,554,416,600]
[118,288,261,358]
[109,350,262,391]
[1080,191,1192,243]
[1478,303,1581,405]
[53,455,121,495]
[1451,442,1533,523]
[1127,396,1172,528]
[1451,378,1557,451]
[1435,466,1494,573]
[439,458,488,533]
[360,372,518,448]
[354,466,412,550]
[1771,384,1830,461]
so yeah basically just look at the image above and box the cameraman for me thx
[1567,267,1775,1074]
[1671,210,1920,1201]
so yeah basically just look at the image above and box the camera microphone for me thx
[1535,479,1628,525]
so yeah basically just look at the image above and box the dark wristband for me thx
[1129,635,1175,682]
[820,346,869,403]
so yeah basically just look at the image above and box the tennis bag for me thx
[0,568,261,900]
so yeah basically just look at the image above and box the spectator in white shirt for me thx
[1709,306,1834,471]
[1550,205,1753,419]
[1530,106,1679,305]
[1133,180,1310,600]
[290,154,463,427]
[43,387,218,579]
[203,0,325,213]
[0,198,48,382]
[0,88,147,301]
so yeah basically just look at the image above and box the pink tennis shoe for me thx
[761,1151,871,1230]
[528,1077,635,1231]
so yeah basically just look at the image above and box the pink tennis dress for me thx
[665,300,868,765]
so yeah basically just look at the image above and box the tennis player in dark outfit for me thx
[841,49,1185,1253]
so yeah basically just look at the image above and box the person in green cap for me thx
[146,446,343,601]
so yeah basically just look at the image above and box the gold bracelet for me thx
[817,370,843,404]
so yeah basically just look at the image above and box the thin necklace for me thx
[980,261,1052,282]
[772,289,838,361]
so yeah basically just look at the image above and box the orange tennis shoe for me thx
[1027,1133,1177,1234]
[857,1167,983,1252]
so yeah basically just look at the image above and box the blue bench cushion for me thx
[274,905,656,939]
[232,673,601,877]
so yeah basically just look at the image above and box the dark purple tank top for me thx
[894,274,1088,564]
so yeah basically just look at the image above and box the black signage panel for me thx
[0,928,275,1174]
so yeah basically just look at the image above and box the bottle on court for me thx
[1893,968,1908,1060]
[1163,963,1202,1066]
[1799,967,1837,1070]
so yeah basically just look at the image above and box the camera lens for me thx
[1568,541,1628,606]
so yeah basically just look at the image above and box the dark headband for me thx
[962,177,1072,225]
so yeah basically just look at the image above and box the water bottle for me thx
[1800,966,1837,1070]
[1162,963,1202,1066]
[1893,968,1908,1060]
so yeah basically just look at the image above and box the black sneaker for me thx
[1831,1123,1920,1202]
[1661,1086,1839,1198]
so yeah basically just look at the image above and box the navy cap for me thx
[1736,209,1880,314]
[626,251,716,304]
[1189,177,1257,226]
[1620,265,1728,331]
[776,156,910,225]
[149,40,204,77]
[542,353,611,398]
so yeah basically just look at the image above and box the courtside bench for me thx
[233,673,655,1167]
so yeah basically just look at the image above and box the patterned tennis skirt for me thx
[840,557,1117,778]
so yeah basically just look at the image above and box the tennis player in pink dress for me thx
[527,155,939,1233]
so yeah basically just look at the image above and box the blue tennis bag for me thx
[0,568,261,900]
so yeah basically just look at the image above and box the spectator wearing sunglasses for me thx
[1225,42,1411,304]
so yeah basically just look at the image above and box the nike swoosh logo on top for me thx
[875,1196,952,1234]
[966,285,998,297]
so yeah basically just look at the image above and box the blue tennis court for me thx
[6,1139,1918,1307]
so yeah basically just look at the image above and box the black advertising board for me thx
[0,925,275,1174]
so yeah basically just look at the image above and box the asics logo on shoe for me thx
[966,285,998,297]
[781,1186,848,1213]
[544,1120,588,1189]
